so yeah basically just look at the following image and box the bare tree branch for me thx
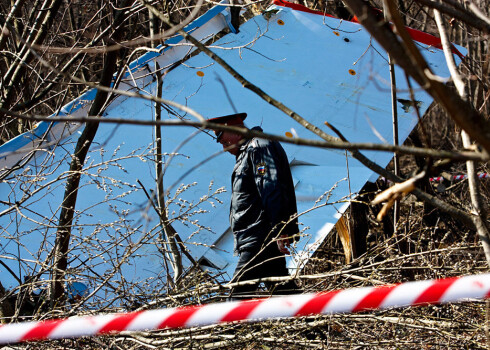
[154,61,183,286]
[434,8,490,263]
[50,0,131,307]
[1,108,488,162]
[343,0,490,155]
[411,0,490,34]
[0,0,64,125]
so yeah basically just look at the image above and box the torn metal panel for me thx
[0,0,465,298]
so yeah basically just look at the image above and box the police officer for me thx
[208,113,301,299]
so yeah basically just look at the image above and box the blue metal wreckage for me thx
[0,0,465,302]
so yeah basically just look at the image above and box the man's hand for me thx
[277,234,291,254]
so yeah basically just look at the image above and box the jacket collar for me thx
[236,125,263,158]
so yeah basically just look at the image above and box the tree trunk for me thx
[50,1,130,307]
[154,61,183,285]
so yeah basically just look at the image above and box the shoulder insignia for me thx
[256,162,267,176]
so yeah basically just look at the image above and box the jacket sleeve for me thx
[249,141,297,239]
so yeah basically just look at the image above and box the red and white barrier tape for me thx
[1,273,490,344]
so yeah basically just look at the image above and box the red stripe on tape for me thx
[158,306,200,329]
[414,277,457,305]
[2,274,489,345]
[295,291,340,316]
[353,285,397,312]
[98,311,142,334]
[220,299,264,322]
[21,319,65,342]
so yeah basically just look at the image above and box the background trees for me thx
[0,0,489,347]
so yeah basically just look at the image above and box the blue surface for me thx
[0,4,466,303]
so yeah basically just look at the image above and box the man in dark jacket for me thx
[208,113,301,299]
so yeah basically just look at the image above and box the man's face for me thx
[216,130,243,156]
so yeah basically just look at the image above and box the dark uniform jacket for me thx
[230,127,299,253]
